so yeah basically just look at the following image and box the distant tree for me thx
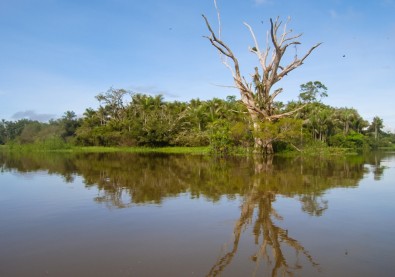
[369,116,384,140]
[5,119,32,142]
[60,111,80,140]
[95,88,131,123]
[0,120,6,144]
[18,121,42,144]
[298,81,328,103]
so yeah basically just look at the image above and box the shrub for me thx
[208,120,233,156]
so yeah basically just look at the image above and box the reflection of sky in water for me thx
[0,170,244,276]
[273,158,395,275]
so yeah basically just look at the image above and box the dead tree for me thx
[202,6,321,155]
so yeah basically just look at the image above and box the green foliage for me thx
[329,131,368,149]
[18,121,43,144]
[367,116,384,143]
[208,120,234,155]
[346,132,368,149]
[171,130,209,147]
[72,90,250,149]
[4,137,71,152]
[301,140,349,156]
[60,111,81,141]
[366,134,392,149]
[253,118,304,152]
[299,81,328,103]
[230,121,252,147]
[36,137,71,150]
[1,84,393,154]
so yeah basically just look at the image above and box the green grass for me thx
[378,145,395,151]
[0,143,357,156]
[0,144,210,155]
[4,141,384,156]
[72,146,210,154]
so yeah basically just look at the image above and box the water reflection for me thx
[207,190,319,276]
[0,151,381,207]
[0,150,391,276]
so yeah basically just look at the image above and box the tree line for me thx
[0,85,393,153]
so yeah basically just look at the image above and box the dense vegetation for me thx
[1,85,394,154]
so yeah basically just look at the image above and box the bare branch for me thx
[202,14,241,78]
[269,88,283,102]
[277,42,322,80]
[263,30,270,68]
[214,0,221,39]
[283,33,302,43]
[210,83,238,89]
[244,22,266,71]
[299,42,322,63]
[269,104,307,120]
[279,17,292,45]
[270,17,281,51]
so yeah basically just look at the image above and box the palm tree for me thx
[370,116,384,140]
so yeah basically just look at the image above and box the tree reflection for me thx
[0,151,378,208]
[208,192,320,276]
[371,153,386,181]
[361,151,391,181]
[207,157,321,276]
[0,151,378,206]
[1,150,390,275]
[299,194,328,216]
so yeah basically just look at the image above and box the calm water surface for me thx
[0,151,394,276]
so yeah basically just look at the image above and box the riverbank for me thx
[1,143,390,156]
[0,144,210,155]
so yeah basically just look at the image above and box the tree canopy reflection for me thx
[0,151,381,207]
[0,151,388,208]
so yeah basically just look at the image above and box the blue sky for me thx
[1,0,394,131]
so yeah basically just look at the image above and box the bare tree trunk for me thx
[253,134,274,155]
[249,110,274,155]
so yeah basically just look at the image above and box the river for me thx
[1,151,394,276]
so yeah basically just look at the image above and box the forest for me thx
[0,85,394,154]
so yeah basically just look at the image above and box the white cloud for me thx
[11,110,56,122]
[128,85,179,99]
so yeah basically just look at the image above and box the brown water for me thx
[0,151,394,277]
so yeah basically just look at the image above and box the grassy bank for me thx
[0,141,377,156]
[378,145,395,151]
[0,144,210,155]
[72,146,210,154]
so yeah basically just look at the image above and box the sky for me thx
[0,0,394,131]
